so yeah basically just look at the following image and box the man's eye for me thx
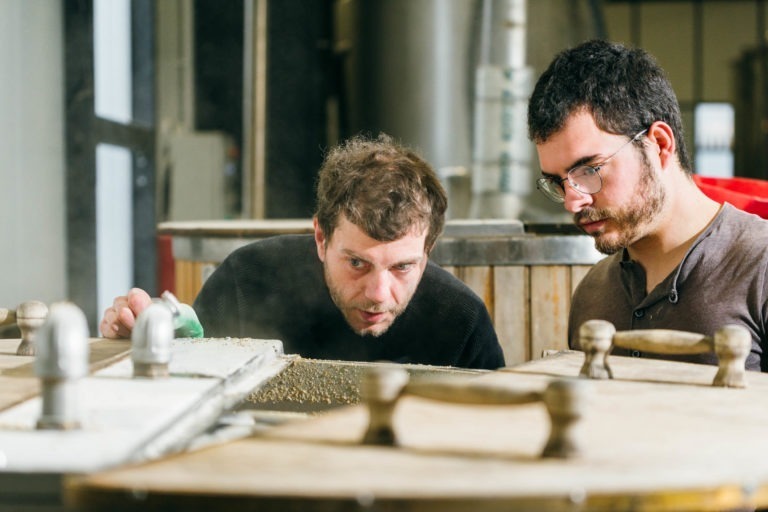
[349,258,363,268]
[571,165,597,178]
[393,263,414,272]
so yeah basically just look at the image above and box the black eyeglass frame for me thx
[536,129,649,203]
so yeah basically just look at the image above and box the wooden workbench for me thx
[0,336,289,509]
[0,338,131,411]
[65,352,768,511]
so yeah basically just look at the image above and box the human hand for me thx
[99,288,153,338]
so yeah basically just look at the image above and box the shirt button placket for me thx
[631,309,644,357]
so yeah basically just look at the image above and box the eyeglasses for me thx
[536,129,648,203]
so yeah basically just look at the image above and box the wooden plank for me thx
[440,265,460,279]
[174,260,208,305]
[87,339,133,373]
[459,266,493,321]
[158,219,314,237]
[493,266,529,365]
[570,264,592,296]
[65,354,768,511]
[0,377,39,414]
[187,260,199,304]
[173,260,191,304]
[0,339,132,412]
[0,338,287,475]
[0,339,131,379]
[529,266,570,357]
[0,339,34,371]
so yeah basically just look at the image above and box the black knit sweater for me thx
[192,235,505,370]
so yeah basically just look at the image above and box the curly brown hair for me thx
[314,134,447,253]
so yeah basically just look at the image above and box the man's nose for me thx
[562,183,593,213]
[364,270,391,303]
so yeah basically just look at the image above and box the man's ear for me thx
[313,217,327,262]
[646,121,676,170]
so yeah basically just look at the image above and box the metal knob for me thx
[34,302,90,430]
[131,302,174,378]
[0,300,49,356]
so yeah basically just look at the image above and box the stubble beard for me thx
[323,264,409,338]
[575,156,666,255]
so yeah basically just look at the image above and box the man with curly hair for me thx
[101,135,505,370]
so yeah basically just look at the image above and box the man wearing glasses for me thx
[527,39,768,371]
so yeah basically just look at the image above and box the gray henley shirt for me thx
[569,203,768,371]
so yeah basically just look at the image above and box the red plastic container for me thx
[156,234,176,296]
[693,175,768,219]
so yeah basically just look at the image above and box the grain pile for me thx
[244,358,485,413]
[245,358,363,412]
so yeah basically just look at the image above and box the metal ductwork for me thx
[340,0,602,220]
[470,0,532,219]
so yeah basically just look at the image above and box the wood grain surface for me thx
[0,338,131,411]
[65,351,768,511]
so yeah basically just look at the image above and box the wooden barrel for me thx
[65,352,768,511]
[158,219,602,365]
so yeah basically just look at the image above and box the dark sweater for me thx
[193,235,505,370]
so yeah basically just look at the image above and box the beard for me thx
[323,264,410,338]
[575,155,666,255]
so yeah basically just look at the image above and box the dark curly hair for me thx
[528,39,691,173]
[314,134,447,253]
